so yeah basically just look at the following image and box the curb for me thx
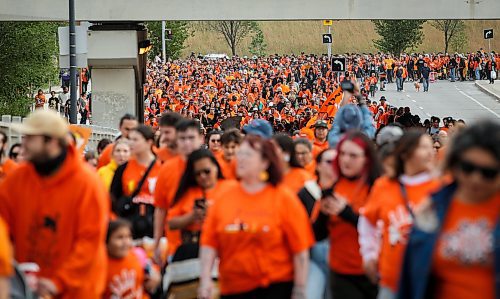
[475,81,500,102]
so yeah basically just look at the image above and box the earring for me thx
[259,170,269,182]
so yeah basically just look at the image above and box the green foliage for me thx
[372,20,426,55]
[248,26,267,57]
[145,21,191,60]
[431,20,467,53]
[450,27,468,53]
[0,22,60,116]
[207,21,258,56]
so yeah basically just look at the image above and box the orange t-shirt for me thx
[121,158,161,206]
[0,158,18,180]
[103,250,148,299]
[201,183,314,295]
[328,178,370,275]
[215,153,237,180]
[282,167,314,194]
[0,217,12,276]
[431,193,500,299]
[362,176,441,291]
[155,147,178,164]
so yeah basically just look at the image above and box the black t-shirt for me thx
[48,97,59,109]
[416,59,425,69]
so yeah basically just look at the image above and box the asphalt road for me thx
[373,80,500,124]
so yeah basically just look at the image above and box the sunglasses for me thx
[458,160,499,180]
[195,169,212,177]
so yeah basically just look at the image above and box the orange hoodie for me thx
[0,146,109,298]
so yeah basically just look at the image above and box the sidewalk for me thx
[475,80,500,102]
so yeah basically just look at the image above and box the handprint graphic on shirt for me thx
[388,205,413,246]
[109,269,143,299]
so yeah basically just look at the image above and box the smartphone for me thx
[194,198,207,209]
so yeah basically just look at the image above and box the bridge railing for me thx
[0,115,118,152]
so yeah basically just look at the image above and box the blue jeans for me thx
[307,240,332,299]
[450,68,456,81]
[396,77,403,91]
[423,78,429,91]
[475,69,480,80]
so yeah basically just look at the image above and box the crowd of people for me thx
[0,68,499,299]
[143,51,498,133]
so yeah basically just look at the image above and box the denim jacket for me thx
[397,183,500,299]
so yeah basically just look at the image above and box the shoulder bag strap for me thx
[129,158,157,199]
[399,181,415,219]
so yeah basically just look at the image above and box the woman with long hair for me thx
[314,130,381,299]
[168,149,227,260]
[199,134,313,299]
[399,120,500,299]
[359,130,440,299]
[110,125,161,239]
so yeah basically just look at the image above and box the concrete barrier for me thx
[0,115,119,152]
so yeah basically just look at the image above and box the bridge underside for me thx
[1,0,499,21]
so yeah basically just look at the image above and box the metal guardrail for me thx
[0,115,119,152]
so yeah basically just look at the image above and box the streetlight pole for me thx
[162,21,166,62]
[69,0,77,124]
[327,25,332,58]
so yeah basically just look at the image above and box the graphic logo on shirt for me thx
[388,205,413,246]
[109,269,143,299]
[439,218,493,265]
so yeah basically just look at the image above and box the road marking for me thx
[419,106,424,110]
[406,94,411,98]
[459,90,500,118]
[412,100,416,103]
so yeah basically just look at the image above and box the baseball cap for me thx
[242,119,273,139]
[314,119,328,129]
[11,109,69,139]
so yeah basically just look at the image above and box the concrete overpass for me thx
[1,0,500,21]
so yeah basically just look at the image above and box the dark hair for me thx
[176,119,201,134]
[0,131,7,145]
[333,130,381,186]
[106,219,132,243]
[294,138,312,151]
[97,138,112,155]
[131,124,155,142]
[392,129,428,179]
[84,151,97,162]
[444,120,500,173]
[273,134,302,168]
[221,129,243,145]
[8,143,21,160]
[206,130,223,144]
[119,114,137,128]
[159,112,183,128]
[245,135,283,186]
[172,149,223,206]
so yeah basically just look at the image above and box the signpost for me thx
[331,57,346,72]
[484,28,494,53]
[323,20,332,57]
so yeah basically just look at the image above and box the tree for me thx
[372,20,426,55]
[248,26,267,57]
[207,21,257,56]
[145,21,191,60]
[431,20,466,53]
[0,22,60,116]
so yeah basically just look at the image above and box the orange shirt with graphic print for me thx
[121,158,161,206]
[201,183,314,295]
[431,193,500,299]
[328,178,370,275]
[362,176,441,291]
[103,250,148,299]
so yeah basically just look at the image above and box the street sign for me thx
[484,29,494,39]
[323,20,333,26]
[322,33,332,44]
[331,57,346,72]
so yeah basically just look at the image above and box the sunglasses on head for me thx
[195,168,212,177]
[458,160,499,180]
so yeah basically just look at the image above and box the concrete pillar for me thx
[91,68,136,129]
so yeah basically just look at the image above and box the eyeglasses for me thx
[195,168,212,177]
[458,160,499,180]
[210,139,221,143]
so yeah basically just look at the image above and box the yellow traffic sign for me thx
[323,20,333,26]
